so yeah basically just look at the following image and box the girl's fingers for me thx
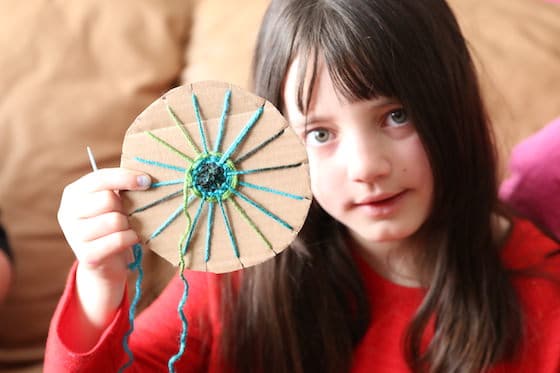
[58,167,150,227]
[74,191,123,219]
[58,168,149,270]
[66,168,151,194]
[73,212,131,242]
[76,229,140,267]
[60,190,123,219]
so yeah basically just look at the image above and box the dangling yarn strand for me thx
[118,243,144,372]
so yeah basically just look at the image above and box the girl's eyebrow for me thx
[290,97,403,129]
[291,114,332,129]
[365,96,401,108]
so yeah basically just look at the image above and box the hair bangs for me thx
[288,2,401,115]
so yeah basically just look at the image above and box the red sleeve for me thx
[45,262,216,372]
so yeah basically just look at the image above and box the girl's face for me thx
[283,57,434,251]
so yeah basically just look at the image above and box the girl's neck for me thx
[349,214,513,288]
[348,232,423,288]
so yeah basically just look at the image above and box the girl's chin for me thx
[345,226,414,248]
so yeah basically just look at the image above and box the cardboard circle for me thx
[121,81,312,273]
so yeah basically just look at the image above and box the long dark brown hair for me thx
[220,0,522,372]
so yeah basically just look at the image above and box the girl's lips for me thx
[354,190,407,217]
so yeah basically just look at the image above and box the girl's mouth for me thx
[354,190,407,217]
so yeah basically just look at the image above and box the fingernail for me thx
[137,175,151,188]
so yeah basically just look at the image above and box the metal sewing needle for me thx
[86,146,98,171]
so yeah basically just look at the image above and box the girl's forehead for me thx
[283,54,400,115]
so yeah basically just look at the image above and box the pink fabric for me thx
[500,117,560,240]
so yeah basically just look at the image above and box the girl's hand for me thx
[57,168,150,346]
[58,168,151,281]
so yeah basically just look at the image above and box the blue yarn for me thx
[167,201,204,372]
[118,243,144,373]
[124,91,295,371]
[148,204,184,242]
[151,179,184,188]
[219,105,264,163]
[230,189,293,230]
[191,93,209,154]
[167,271,190,372]
[218,200,240,258]
[213,90,231,153]
[238,181,306,200]
[204,203,215,262]
[133,157,186,173]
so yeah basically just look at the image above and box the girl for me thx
[45,0,560,372]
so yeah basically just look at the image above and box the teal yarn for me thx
[218,199,240,258]
[191,93,210,154]
[219,105,264,163]
[133,157,187,173]
[167,271,190,373]
[213,89,231,153]
[118,243,144,373]
[238,181,306,201]
[151,179,184,188]
[205,203,215,262]
[229,188,294,231]
[121,89,308,371]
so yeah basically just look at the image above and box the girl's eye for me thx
[387,108,409,127]
[306,129,332,145]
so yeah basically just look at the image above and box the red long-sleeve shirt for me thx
[45,219,560,372]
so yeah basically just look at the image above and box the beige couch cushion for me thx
[449,0,560,177]
[182,0,269,88]
[0,0,193,368]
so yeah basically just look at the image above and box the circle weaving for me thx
[120,81,312,273]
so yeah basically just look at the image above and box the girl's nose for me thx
[343,134,391,184]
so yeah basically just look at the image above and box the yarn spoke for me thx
[191,93,209,154]
[238,181,306,200]
[213,89,231,153]
[130,189,183,215]
[230,189,293,230]
[235,127,286,163]
[148,205,184,242]
[166,105,200,154]
[229,161,303,176]
[133,157,186,173]
[204,203,215,262]
[228,197,276,254]
[219,105,264,163]
[147,132,194,163]
[218,199,240,258]
[151,179,185,188]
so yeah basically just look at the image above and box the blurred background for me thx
[0,0,558,371]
